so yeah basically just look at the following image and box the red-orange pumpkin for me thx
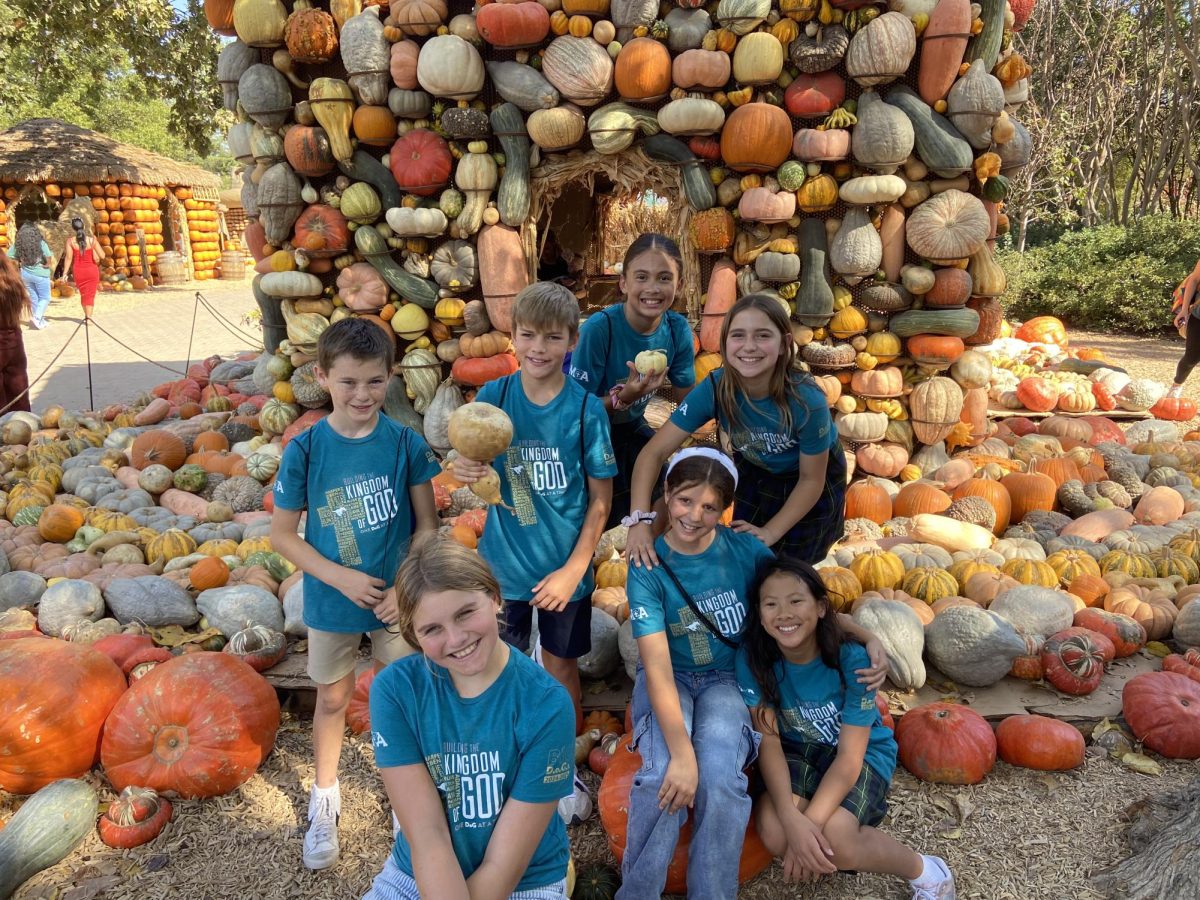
[102,653,281,798]
[1015,315,1068,347]
[895,702,996,784]
[720,103,792,173]
[190,555,231,591]
[845,478,892,524]
[347,668,377,734]
[388,129,453,197]
[293,204,350,256]
[1163,648,1200,683]
[598,733,773,892]
[0,637,127,793]
[451,352,520,387]
[284,125,337,177]
[1072,606,1145,657]
[1041,627,1109,695]
[925,268,973,308]
[1016,376,1058,412]
[783,71,846,117]
[1122,671,1200,759]
[995,714,1085,771]
[905,334,965,368]
[130,430,187,471]
[1150,396,1198,421]
[476,0,551,48]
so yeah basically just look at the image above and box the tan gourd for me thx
[308,78,356,162]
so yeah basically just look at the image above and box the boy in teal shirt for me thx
[272,318,440,870]
[453,282,616,735]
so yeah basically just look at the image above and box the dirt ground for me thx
[4,713,1194,900]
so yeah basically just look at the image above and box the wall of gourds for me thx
[209,0,1039,469]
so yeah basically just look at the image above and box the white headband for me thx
[666,447,739,488]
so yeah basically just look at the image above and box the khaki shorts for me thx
[306,627,414,685]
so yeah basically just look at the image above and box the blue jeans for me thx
[20,269,49,323]
[616,667,759,900]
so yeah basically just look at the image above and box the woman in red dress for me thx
[61,216,104,319]
[0,254,32,413]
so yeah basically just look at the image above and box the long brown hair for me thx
[392,532,501,650]
[0,255,30,330]
[715,293,809,441]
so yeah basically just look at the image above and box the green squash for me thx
[338,150,404,211]
[573,866,622,900]
[965,0,1005,71]
[243,550,296,583]
[642,134,716,212]
[354,225,439,308]
[794,218,835,326]
[884,85,974,178]
[490,103,531,227]
[981,174,1010,202]
[0,778,98,899]
[173,464,209,494]
[889,307,981,338]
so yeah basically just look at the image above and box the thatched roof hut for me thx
[0,120,226,283]
[0,119,219,193]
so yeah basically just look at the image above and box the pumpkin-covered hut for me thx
[0,119,224,285]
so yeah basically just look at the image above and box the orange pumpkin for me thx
[130,430,187,471]
[719,103,792,173]
[700,259,736,352]
[192,430,230,453]
[293,204,350,256]
[1015,316,1068,347]
[598,733,773,892]
[38,504,85,543]
[190,556,231,591]
[0,638,128,793]
[614,37,672,101]
[999,471,1056,524]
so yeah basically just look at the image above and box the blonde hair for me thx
[393,533,501,648]
[511,281,580,338]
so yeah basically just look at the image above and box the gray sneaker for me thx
[303,786,341,870]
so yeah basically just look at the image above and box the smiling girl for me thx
[568,233,696,528]
[366,534,575,900]
[626,293,844,567]
[738,558,955,897]
[619,449,885,899]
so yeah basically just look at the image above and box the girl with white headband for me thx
[617,447,886,899]
[626,293,845,568]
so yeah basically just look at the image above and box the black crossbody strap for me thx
[657,558,739,649]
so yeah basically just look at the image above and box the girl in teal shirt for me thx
[367,534,575,899]
[738,557,956,897]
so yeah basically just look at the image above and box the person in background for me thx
[1169,258,1200,398]
[7,223,51,329]
[0,254,32,412]
[60,216,104,320]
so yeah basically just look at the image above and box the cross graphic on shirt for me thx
[316,487,366,565]
[425,753,463,820]
[669,606,713,666]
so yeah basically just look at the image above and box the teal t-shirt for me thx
[628,527,775,672]
[273,415,440,633]
[476,374,617,602]
[7,240,51,278]
[670,369,838,475]
[370,648,575,891]
[734,641,897,781]
[567,304,695,425]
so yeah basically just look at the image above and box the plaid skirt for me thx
[781,739,890,827]
[733,449,846,564]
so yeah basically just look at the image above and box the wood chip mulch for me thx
[4,711,1196,900]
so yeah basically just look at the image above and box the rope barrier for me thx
[0,320,84,416]
[86,318,187,375]
[193,291,265,348]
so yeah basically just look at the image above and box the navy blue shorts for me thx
[502,598,592,660]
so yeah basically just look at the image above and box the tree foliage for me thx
[1010,0,1200,239]
[0,0,221,156]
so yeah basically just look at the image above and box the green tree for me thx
[0,0,220,155]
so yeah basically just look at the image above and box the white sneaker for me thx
[303,784,341,870]
[911,855,955,900]
[557,772,592,826]
[1168,384,1184,399]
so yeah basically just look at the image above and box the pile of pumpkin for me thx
[206,0,1043,434]
[183,193,223,281]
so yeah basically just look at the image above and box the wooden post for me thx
[136,228,150,282]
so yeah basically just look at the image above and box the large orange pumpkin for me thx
[130,430,187,471]
[995,714,1084,771]
[293,204,350,256]
[1015,315,1068,348]
[38,503,85,543]
[102,653,281,798]
[614,37,672,101]
[347,668,377,734]
[1122,671,1200,759]
[999,471,1056,524]
[598,733,772,892]
[952,476,1011,534]
[0,637,127,793]
[894,702,996,784]
[719,103,792,173]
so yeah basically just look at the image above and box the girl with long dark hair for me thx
[6,223,51,329]
[737,557,955,896]
[0,254,32,412]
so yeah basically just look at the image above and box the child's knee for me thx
[823,812,865,869]
[754,797,787,857]
[316,676,355,713]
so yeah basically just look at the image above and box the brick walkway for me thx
[20,278,263,412]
